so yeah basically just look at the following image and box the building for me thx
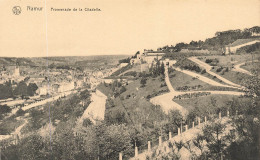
[13,65,20,77]
[179,48,210,54]
[131,50,165,64]
[225,38,260,54]
[142,51,165,64]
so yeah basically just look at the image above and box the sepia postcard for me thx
[0,0,259,159]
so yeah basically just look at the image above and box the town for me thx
[0,25,259,160]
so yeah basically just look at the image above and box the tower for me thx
[14,63,20,77]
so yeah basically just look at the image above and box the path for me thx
[150,93,188,116]
[13,119,28,137]
[150,63,244,117]
[150,64,188,116]
[0,119,28,141]
[189,57,242,88]
[76,89,107,126]
[22,90,75,111]
[233,62,252,76]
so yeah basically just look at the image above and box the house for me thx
[225,38,260,54]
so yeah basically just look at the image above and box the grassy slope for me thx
[241,61,260,73]
[174,94,236,112]
[0,116,24,135]
[99,76,169,125]
[169,71,240,91]
[197,54,258,67]
[211,69,249,85]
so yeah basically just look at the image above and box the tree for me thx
[226,73,260,160]
[160,62,165,75]
[19,134,49,160]
[0,105,11,115]
[193,134,206,157]
[167,110,183,128]
[95,124,133,159]
[27,83,38,96]
[83,118,93,127]
[29,109,44,129]
[140,77,147,87]
[80,89,91,100]
[202,122,228,159]
[119,86,126,94]
[16,108,25,117]
[14,81,28,97]
[0,83,13,99]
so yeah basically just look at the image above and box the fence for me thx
[119,109,233,160]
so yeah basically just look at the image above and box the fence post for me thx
[192,121,194,128]
[227,110,229,117]
[178,128,180,135]
[159,136,162,146]
[198,117,201,126]
[185,125,188,131]
[119,152,123,160]
[148,141,151,152]
[135,146,138,157]
[205,116,207,123]
[219,112,222,119]
[169,132,172,139]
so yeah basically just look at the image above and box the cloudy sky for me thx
[0,0,259,57]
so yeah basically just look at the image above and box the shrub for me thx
[119,86,126,94]
[83,118,93,127]
[140,77,147,87]
[216,67,223,72]
[205,59,213,63]
[201,69,206,74]
[225,67,229,72]
[16,108,25,117]
[146,95,152,99]
[0,105,11,115]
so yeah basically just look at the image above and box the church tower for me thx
[14,63,20,77]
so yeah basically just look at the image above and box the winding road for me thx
[232,62,252,76]
[150,65,188,116]
[150,60,244,117]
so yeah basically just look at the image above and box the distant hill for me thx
[0,55,129,69]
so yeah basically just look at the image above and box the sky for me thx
[0,0,259,57]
